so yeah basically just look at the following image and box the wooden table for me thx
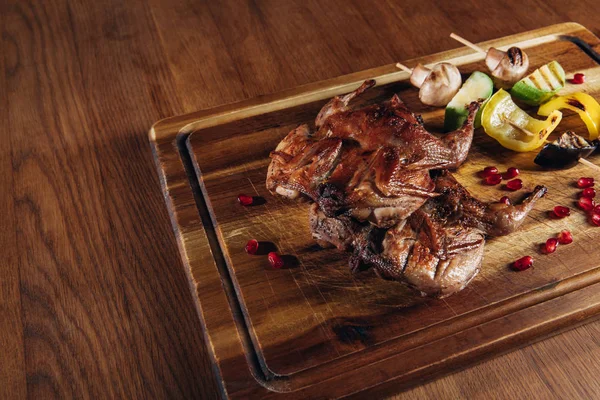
[2,1,600,398]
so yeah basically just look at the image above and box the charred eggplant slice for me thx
[534,131,597,169]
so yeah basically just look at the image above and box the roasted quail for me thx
[310,171,546,297]
[267,80,546,297]
[267,80,480,227]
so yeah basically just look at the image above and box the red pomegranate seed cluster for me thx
[541,230,574,255]
[512,256,534,271]
[237,195,286,268]
[512,174,597,271]
[481,166,501,185]
[514,231,574,266]
[570,73,585,84]
[574,177,600,226]
[245,240,286,268]
[480,166,521,187]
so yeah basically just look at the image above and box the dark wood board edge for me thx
[149,135,286,396]
[149,137,251,397]
[149,23,600,398]
[182,135,277,382]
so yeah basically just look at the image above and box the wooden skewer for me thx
[395,62,413,74]
[578,157,600,173]
[502,116,536,137]
[450,33,487,55]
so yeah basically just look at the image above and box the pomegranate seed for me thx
[591,213,600,226]
[542,238,559,254]
[578,197,596,211]
[481,166,499,177]
[581,188,596,198]
[503,167,520,180]
[577,177,595,188]
[513,256,534,271]
[268,252,284,269]
[238,194,254,206]
[245,239,259,255]
[483,173,502,185]
[594,205,600,215]
[571,73,585,84]
[499,196,511,205]
[557,230,573,245]
[552,206,571,218]
[505,179,523,191]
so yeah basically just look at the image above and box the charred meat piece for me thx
[310,171,547,297]
[267,80,481,227]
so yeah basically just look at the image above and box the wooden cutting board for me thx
[149,23,600,399]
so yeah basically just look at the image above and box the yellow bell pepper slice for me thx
[482,89,562,152]
[538,92,600,141]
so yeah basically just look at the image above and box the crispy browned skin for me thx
[310,171,547,297]
[267,80,480,227]
[269,80,545,297]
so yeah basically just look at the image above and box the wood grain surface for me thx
[3,1,600,399]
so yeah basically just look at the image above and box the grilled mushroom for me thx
[449,34,529,90]
[485,47,529,89]
[409,63,462,107]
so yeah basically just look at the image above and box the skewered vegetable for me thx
[534,131,597,169]
[538,93,600,140]
[444,71,493,131]
[449,34,529,89]
[510,61,565,105]
[486,47,530,89]
[481,89,562,152]
[397,62,462,107]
